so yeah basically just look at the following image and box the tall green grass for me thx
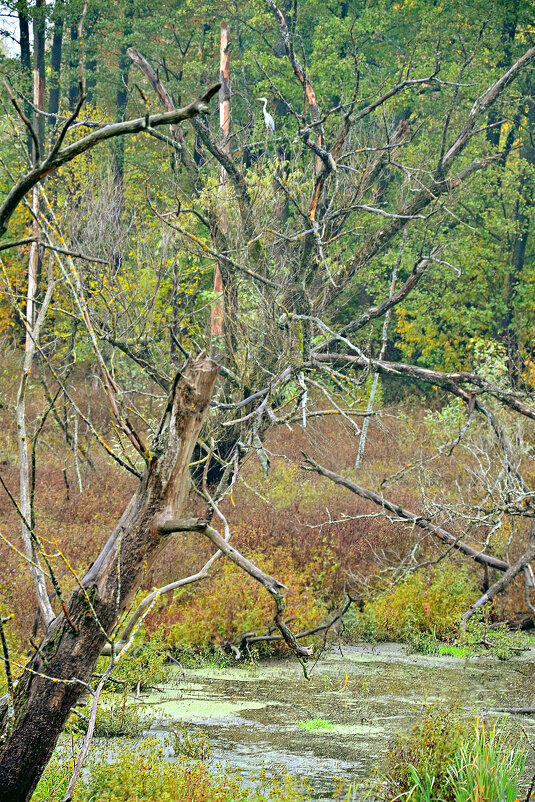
[379,710,526,802]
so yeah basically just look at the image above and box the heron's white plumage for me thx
[258,97,275,135]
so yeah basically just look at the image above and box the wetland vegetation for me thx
[0,0,534,798]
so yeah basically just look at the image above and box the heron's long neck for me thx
[262,99,268,114]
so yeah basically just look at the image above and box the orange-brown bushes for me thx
[147,541,336,654]
[0,366,531,660]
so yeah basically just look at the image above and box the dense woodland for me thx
[0,0,534,799]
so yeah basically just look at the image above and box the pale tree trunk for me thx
[20,2,52,626]
[25,191,39,348]
[0,354,219,802]
[17,268,56,628]
[25,0,46,351]
[210,21,230,359]
[32,0,45,152]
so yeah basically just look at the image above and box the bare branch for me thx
[0,83,221,237]
[158,516,313,660]
[302,454,510,572]
[312,354,535,421]
[441,46,535,170]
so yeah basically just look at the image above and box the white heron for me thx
[257,97,275,135]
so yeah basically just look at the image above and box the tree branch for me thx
[158,516,313,659]
[0,83,221,237]
[302,454,510,572]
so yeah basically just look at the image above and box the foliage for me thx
[31,744,77,801]
[298,718,334,731]
[172,724,212,761]
[343,565,479,644]
[2,0,535,793]
[379,707,474,801]
[162,544,333,655]
[343,564,530,658]
[405,619,530,661]
[69,738,310,802]
[73,694,152,739]
[377,709,525,802]
[102,632,171,691]
[459,615,530,661]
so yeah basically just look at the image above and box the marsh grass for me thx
[377,709,526,801]
[446,720,525,802]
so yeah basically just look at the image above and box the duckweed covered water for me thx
[133,643,535,799]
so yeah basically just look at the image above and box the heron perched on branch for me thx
[258,97,275,135]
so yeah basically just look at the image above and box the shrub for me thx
[377,709,525,802]
[104,632,171,691]
[380,707,474,800]
[70,738,310,802]
[344,565,478,644]
[172,724,212,761]
[73,694,152,738]
[460,615,529,660]
[162,545,332,655]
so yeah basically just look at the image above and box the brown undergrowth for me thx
[0,365,532,661]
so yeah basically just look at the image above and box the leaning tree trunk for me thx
[0,354,218,802]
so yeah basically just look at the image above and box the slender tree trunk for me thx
[112,62,129,219]
[487,0,518,147]
[68,23,79,109]
[211,21,230,360]
[25,0,46,350]
[85,8,99,104]
[0,355,219,802]
[48,0,65,127]
[502,76,534,384]
[17,0,32,155]
[17,0,31,74]
[18,270,56,629]
[33,0,46,152]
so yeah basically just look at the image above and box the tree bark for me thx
[17,0,32,154]
[0,354,219,802]
[68,23,79,110]
[32,0,46,159]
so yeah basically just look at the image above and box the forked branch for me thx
[159,517,314,660]
[0,83,221,237]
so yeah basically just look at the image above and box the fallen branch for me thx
[460,527,535,630]
[302,454,510,572]
[239,596,352,651]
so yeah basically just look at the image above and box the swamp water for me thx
[123,643,535,798]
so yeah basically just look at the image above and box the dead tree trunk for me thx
[0,354,218,802]
[210,21,230,359]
